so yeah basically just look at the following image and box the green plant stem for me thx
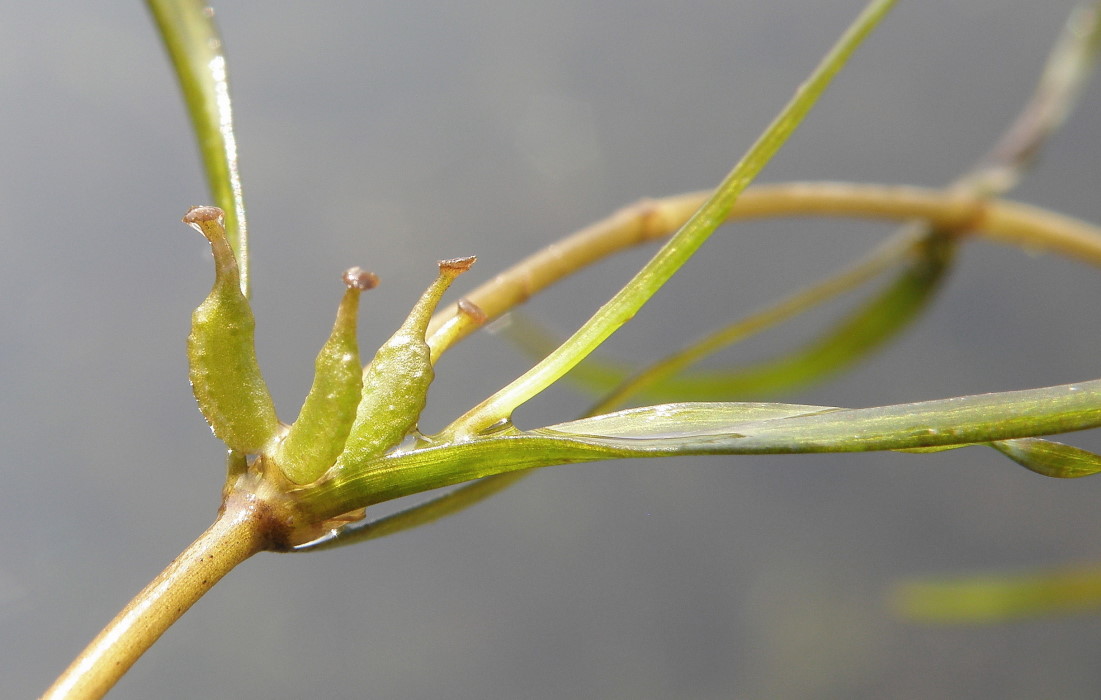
[43,493,269,700]
[427,183,1101,358]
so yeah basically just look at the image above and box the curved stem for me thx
[427,183,1101,359]
[43,493,269,700]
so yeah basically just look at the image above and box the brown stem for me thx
[42,491,273,700]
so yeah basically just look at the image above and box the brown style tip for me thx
[456,298,488,325]
[342,267,380,291]
[438,256,477,275]
[182,205,225,225]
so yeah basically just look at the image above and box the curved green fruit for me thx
[337,257,475,470]
[184,206,280,453]
[274,267,377,484]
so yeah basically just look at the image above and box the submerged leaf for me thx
[990,437,1101,478]
[500,231,954,407]
[542,402,839,440]
[656,233,954,400]
[535,381,1101,455]
[680,381,1101,454]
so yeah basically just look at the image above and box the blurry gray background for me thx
[4,2,1101,698]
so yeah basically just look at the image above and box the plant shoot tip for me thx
[343,267,379,290]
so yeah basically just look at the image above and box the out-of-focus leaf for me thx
[147,0,250,294]
[500,231,953,404]
[990,437,1101,478]
[966,1,1101,194]
[893,565,1101,622]
[632,232,955,401]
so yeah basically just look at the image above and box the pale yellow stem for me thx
[43,494,269,700]
[426,183,1101,358]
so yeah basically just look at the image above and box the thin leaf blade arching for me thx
[441,0,898,439]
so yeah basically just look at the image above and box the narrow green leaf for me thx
[579,230,954,407]
[496,227,941,405]
[147,0,250,295]
[300,421,1101,548]
[443,0,898,438]
[648,234,953,400]
[539,381,1101,455]
[713,381,1101,453]
[543,402,839,440]
[990,437,1101,478]
[300,379,1101,519]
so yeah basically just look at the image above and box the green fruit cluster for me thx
[183,205,474,484]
